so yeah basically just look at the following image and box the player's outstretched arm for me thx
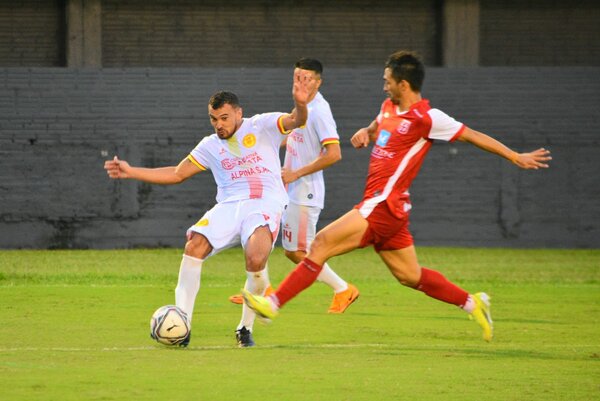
[457,127,551,170]
[351,120,378,148]
[104,156,202,184]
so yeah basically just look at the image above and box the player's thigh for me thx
[308,209,368,264]
[243,225,274,272]
[241,199,283,271]
[378,245,421,287]
[281,203,320,252]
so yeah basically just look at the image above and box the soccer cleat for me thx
[229,285,275,305]
[235,327,255,348]
[327,283,360,314]
[241,289,278,321]
[470,292,493,342]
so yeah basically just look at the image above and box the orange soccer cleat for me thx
[327,283,360,314]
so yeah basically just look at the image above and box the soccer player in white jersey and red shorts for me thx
[243,50,552,342]
[104,70,314,348]
[229,58,360,313]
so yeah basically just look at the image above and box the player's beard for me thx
[216,121,241,139]
[216,129,232,139]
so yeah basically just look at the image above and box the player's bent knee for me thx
[245,252,269,272]
[391,269,420,288]
[284,249,305,263]
[311,231,330,251]
[184,233,212,259]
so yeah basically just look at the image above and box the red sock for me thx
[416,267,469,307]
[273,258,323,307]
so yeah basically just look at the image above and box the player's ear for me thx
[400,80,411,92]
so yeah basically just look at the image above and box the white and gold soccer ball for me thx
[150,305,190,346]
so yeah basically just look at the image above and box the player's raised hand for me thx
[351,128,371,148]
[292,69,314,107]
[104,156,131,179]
[512,148,552,170]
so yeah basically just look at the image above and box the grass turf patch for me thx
[0,247,598,401]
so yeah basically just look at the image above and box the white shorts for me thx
[281,202,322,252]
[187,198,283,258]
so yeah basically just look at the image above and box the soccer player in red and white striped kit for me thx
[243,50,552,342]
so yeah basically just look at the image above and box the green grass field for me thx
[1,247,599,400]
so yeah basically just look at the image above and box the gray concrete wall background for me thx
[0,67,599,249]
[2,1,600,68]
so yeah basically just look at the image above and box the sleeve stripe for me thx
[277,115,292,135]
[187,154,207,170]
[321,138,340,146]
[449,124,466,142]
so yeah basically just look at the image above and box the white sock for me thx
[316,262,348,293]
[175,254,203,324]
[237,266,270,331]
[462,295,475,313]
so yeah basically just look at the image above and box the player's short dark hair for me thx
[294,58,323,75]
[385,50,425,92]
[208,91,240,109]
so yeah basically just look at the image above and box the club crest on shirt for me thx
[242,133,256,148]
[397,119,412,134]
[376,130,392,147]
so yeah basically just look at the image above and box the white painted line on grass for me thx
[0,343,597,353]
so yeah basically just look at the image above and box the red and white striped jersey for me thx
[358,98,465,218]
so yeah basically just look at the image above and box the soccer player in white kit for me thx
[104,70,314,347]
[229,58,359,313]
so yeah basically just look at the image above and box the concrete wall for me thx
[101,0,440,67]
[480,0,600,66]
[2,1,600,68]
[0,0,65,67]
[1,67,598,249]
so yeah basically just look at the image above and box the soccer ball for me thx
[150,305,190,346]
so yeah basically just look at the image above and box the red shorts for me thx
[354,200,414,252]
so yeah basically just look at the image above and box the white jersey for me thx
[283,92,339,208]
[188,112,290,207]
